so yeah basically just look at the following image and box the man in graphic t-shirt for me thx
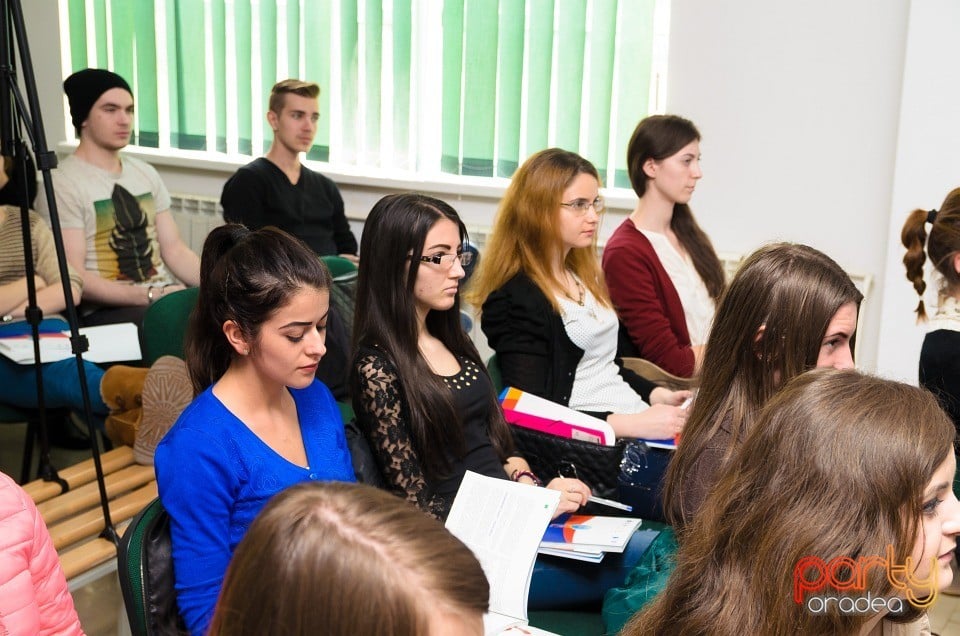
[36,68,200,327]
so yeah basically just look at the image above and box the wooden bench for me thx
[25,446,156,580]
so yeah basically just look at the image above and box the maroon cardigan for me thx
[602,218,695,377]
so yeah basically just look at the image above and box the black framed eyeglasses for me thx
[418,251,474,268]
[561,196,606,216]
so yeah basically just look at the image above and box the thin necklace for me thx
[562,271,585,306]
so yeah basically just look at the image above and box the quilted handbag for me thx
[510,424,626,500]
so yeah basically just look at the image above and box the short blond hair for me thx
[268,79,320,113]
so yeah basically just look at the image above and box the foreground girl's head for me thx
[209,481,489,636]
[902,186,960,320]
[630,369,960,636]
[186,224,332,395]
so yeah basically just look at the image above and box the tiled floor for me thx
[5,421,960,635]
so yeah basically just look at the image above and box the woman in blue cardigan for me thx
[155,224,355,635]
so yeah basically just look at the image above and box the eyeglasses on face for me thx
[418,251,475,268]
[560,196,606,216]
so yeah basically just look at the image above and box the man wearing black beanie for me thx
[36,68,200,329]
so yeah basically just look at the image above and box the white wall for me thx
[666,0,911,373]
[20,0,953,378]
[876,0,960,382]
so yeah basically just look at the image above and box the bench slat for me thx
[48,482,158,551]
[37,464,155,526]
[59,520,132,582]
[24,446,136,504]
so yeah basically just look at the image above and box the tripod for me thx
[0,0,117,544]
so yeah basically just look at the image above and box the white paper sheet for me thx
[445,471,560,636]
[0,322,141,364]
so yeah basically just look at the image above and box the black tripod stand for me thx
[0,0,117,544]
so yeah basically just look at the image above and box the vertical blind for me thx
[63,0,664,187]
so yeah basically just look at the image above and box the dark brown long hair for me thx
[209,481,489,636]
[902,186,960,320]
[663,243,862,530]
[352,193,515,480]
[627,114,724,300]
[185,224,332,395]
[627,369,953,635]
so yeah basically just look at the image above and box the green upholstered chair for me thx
[118,497,185,636]
[320,254,358,279]
[141,287,200,366]
[486,353,503,393]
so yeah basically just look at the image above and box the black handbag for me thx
[510,425,672,521]
[510,424,626,500]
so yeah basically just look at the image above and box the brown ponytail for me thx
[901,187,960,322]
[901,208,930,320]
[671,204,725,300]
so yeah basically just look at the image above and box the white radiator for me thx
[169,195,225,254]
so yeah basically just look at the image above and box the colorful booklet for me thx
[539,514,642,554]
[445,471,562,636]
[500,386,680,450]
[499,387,616,446]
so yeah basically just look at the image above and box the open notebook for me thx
[445,471,562,636]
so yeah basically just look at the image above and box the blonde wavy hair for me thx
[466,148,610,312]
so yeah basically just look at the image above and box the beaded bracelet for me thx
[510,469,543,487]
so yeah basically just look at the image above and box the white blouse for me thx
[558,281,648,415]
[639,228,715,346]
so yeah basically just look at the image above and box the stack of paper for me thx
[538,515,642,563]
[0,322,142,364]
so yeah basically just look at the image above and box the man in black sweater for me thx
[220,79,358,260]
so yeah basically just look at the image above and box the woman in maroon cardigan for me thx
[602,115,724,378]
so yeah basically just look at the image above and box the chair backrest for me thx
[320,254,358,279]
[118,497,186,636]
[461,241,480,285]
[486,353,503,393]
[141,288,200,366]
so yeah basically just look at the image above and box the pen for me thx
[587,495,633,512]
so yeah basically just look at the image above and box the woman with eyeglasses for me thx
[351,192,652,609]
[468,148,690,446]
[352,193,590,521]
[602,115,724,379]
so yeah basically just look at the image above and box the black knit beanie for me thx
[63,68,132,133]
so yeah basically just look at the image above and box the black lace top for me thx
[352,346,507,520]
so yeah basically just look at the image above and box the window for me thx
[62,0,667,188]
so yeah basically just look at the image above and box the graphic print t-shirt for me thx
[36,154,174,284]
